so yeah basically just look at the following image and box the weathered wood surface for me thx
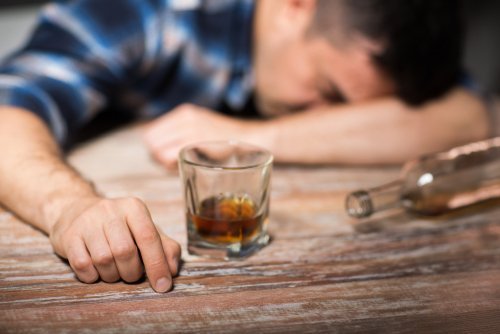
[1,125,500,333]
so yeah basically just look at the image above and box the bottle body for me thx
[346,138,500,218]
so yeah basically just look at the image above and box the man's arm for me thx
[0,106,180,292]
[144,88,489,166]
[259,88,490,164]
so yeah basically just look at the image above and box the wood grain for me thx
[1,125,500,333]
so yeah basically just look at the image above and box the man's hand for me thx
[49,196,181,292]
[143,88,489,167]
[143,104,264,169]
[0,107,181,293]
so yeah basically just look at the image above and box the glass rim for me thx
[179,140,274,170]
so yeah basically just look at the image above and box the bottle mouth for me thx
[345,190,373,218]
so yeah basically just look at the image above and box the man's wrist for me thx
[41,185,100,234]
[243,119,278,154]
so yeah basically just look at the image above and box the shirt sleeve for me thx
[0,0,160,144]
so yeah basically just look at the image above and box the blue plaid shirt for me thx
[0,0,255,144]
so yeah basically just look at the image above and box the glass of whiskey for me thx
[179,140,273,259]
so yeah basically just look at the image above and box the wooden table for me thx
[1,125,500,333]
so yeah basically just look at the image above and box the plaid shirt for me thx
[0,0,255,144]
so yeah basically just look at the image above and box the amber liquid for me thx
[188,194,266,245]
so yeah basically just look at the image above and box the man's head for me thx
[253,0,463,116]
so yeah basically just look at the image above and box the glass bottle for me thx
[346,137,500,218]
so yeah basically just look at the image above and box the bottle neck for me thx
[346,180,403,218]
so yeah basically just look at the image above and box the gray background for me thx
[0,5,40,59]
[0,1,499,94]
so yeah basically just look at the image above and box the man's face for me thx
[252,1,395,116]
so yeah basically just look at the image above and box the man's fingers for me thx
[84,227,120,283]
[144,118,184,150]
[157,148,182,169]
[143,104,204,150]
[143,127,184,165]
[124,198,172,293]
[144,125,187,151]
[159,233,182,276]
[104,219,144,283]
[52,196,181,293]
[66,238,99,284]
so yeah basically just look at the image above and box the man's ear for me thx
[352,34,386,62]
[359,35,385,55]
[277,0,317,36]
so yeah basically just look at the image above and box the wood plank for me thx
[1,125,499,333]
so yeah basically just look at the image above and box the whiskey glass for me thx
[179,140,273,259]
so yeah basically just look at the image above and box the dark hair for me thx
[315,0,464,105]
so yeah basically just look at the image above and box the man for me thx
[0,0,489,292]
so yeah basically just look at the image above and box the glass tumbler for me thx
[179,140,273,259]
